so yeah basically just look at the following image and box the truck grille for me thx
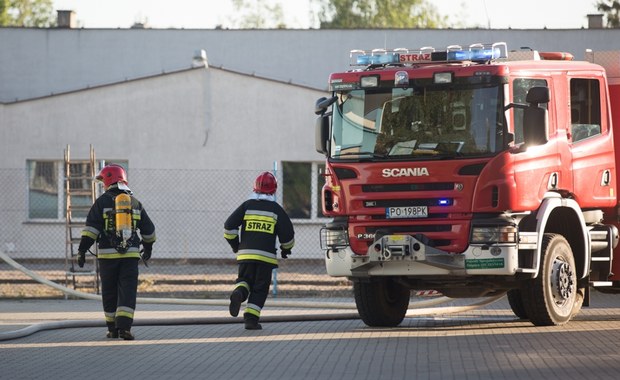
[365,225,451,234]
[364,199,453,207]
[362,182,454,192]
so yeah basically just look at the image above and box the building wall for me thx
[1,66,324,170]
[2,28,620,102]
[0,66,326,259]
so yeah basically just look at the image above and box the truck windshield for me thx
[330,84,505,160]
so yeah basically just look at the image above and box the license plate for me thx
[386,206,428,219]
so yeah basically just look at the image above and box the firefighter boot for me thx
[106,329,119,339]
[229,289,245,317]
[118,329,135,340]
[244,317,262,330]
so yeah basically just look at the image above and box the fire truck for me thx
[315,42,620,327]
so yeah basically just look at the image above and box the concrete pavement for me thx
[2,293,620,379]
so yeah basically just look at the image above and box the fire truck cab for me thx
[315,42,620,327]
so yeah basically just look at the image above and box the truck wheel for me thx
[521,233,581,326]
[506,289,528,319]
[353,278,410,327]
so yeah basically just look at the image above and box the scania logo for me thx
[382,167,429,177]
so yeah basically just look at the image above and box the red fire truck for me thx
[315,42,620,327]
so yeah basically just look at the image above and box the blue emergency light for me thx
[447,43,504,62]
[438,198,451,206]
[352,49,400,65]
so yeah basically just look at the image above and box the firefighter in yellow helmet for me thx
[77,164,156,340]
[224,171,295,330]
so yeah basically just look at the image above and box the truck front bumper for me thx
[325,234,523,278]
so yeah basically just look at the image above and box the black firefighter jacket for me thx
[79,185,156,259]
[224,198,295,267]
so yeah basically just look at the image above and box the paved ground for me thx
[2,292,620,380]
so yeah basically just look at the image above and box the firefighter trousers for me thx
[99,257,139,331]
[234,262,274,321]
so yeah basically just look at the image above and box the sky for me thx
[51,0,601,30]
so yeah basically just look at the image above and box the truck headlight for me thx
[320,226,349,250]
[470,225,517,244]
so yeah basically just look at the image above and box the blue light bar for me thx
[353,49,400,65]
[447,43,506,62]
[349,42,508,67]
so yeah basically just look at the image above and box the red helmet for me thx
[96,164,128,188]
[253,171,277,195]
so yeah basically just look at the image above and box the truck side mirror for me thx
[523,86,550,146]
[315,96,337,115]
[315,116,330,155]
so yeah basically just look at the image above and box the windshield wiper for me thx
[432,150,465,158]
[336,151,387,159]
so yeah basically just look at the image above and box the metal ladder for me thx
[64,144,101,294]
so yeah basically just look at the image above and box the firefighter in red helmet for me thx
[224,171,295,330]
[77,164,156,340]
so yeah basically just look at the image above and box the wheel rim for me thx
[551,257,574,306]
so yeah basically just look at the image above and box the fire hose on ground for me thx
[0,250,505,341]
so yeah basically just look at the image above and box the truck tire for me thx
[353,278,410,327]
[506,289,528,319]
[520,233,581,326]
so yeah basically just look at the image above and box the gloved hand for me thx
[77,251,86,268]
[281,249,291,259]
[142,242,153,261]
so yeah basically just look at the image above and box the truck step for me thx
[590,281,613,287]
[591,257,611,262]
[516,268,536,273]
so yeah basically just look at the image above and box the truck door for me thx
[510,78,564,210]
[569,76,616,208]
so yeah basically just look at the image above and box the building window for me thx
[28,161,60,219]
[67,162,96,219]
[27,159,128,221]
[281,161,326,220]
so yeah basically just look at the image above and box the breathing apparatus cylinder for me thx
[115,193,133,247]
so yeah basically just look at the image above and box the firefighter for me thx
[224,171,295,330]
[77,164,156,340]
